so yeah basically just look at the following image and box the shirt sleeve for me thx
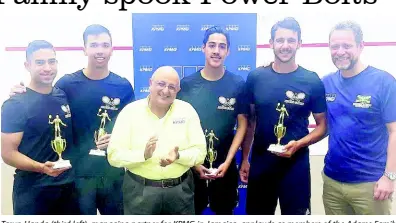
[244,70,256,106]
[381,74,396,123]
[235,79,249,115]
[309,73,327,114]
[125,79,136,104]
[54,74,68,92]
[1,99,27,133]
[176,105,207,167]
[107,105,146,169]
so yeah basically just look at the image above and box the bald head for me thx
[151,66,180,87]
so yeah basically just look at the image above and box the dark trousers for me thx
[246,150,311,215]
[194,163,239,215]
[13,181,80,215]
[75,176,124,215]
[123,170,195,215]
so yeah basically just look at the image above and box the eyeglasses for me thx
[154,81,179,93]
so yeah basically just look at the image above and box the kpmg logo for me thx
[151,25,165,32]
[140,87,149,93]
[201,24,214,31]
[139,46,152,52]
[189,46,202,52]
[139,66,153,72]
[164,46,178,52]
[176,25,190,31]
[226,25,239,31]
[238,65,251,71]
[238,45,251,52]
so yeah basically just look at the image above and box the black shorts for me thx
[193,162,239,214]
[246,149,311,215]
[13,181,79,215]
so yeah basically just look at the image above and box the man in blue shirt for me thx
[322,21,396,215]
[2,40,79,215]
[240,17,328,215]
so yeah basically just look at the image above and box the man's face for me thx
[25,49,57,86]
[84,33,113,69]
[149,74,180,107]
[270,28,301,63]
[202,33,229,68]
[329,29,363,70]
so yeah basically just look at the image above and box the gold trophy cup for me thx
[90,109,111,156]
[205,129,218,176]
[49,115,71,169]
[268,103,289,153]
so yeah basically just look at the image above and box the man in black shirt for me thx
[1,40,79,215]
[177,26,248,215]
[240,18,327,215]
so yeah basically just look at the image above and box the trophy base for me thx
[268,144,286,153]
[89,149,106,156]
[205,168,218,177]
[53,159,72,169]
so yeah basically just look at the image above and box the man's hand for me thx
[194,165,215,180]
[96,134,111,150]
[9,82,26,97]
[160,146,179,167]
[239,159,250,183]
[144,136,158,160]
[214,161,230,178]
[374,176,394,200]
[41,161,71,177]
[273,140,302,158]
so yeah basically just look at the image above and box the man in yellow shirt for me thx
[107,66,207,215]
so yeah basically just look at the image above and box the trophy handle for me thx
[282,127,287,138]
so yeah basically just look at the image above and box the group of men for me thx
[1,17,395,216]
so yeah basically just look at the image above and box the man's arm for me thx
[224,114,248,165]
[107,105,147,169]
[385,122,396,173]
[295,112,327,149]
[175,108,207,167]
[241,104,256,162]
[1,132,43,173]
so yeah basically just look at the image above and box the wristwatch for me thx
[384,172,396,181]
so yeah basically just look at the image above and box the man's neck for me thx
[28,82,52,94]
[272,59,298,74]
[340,61,368,78]
[201,64,225,81]
[84,64,109,80]
[148,97,170,119]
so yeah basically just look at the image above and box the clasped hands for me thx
[144,136,179,167]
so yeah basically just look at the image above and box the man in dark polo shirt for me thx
[240,17,328,215]
[177,26,248,215]
[1,40,78,215]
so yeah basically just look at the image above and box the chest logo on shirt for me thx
[61,105,71,118]
[173,117,186,124]
[284,91,305,106]
[217,96,236,111]
[100,96,120,111]
[326,93,337,102]
[353,95,372,108]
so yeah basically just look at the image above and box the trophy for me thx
[90,109,111,156]
[268,103,289,153]
[49,115,72,169]
[205,129,218,176]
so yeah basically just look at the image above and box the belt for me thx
[127,170,189,188]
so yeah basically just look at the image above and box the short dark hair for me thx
[83,24,112,46]
[329,21,363,45]
[271,17,302,41]
[26,40,55,61]
[203,26,230,49]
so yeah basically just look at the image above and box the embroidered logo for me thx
[326,93,337,102]
[100,96,120,111]
[284,91,305,106]
[353,95,372,108]
[61,105,71,118]
[173,118,186,124]
[217,96,236,111]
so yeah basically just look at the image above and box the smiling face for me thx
[25,48,58,87]
[149,66,180,108]
[83,33,113,69]
[329,29,363,71]
[202,33,230,68]
[270,27,301,64]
